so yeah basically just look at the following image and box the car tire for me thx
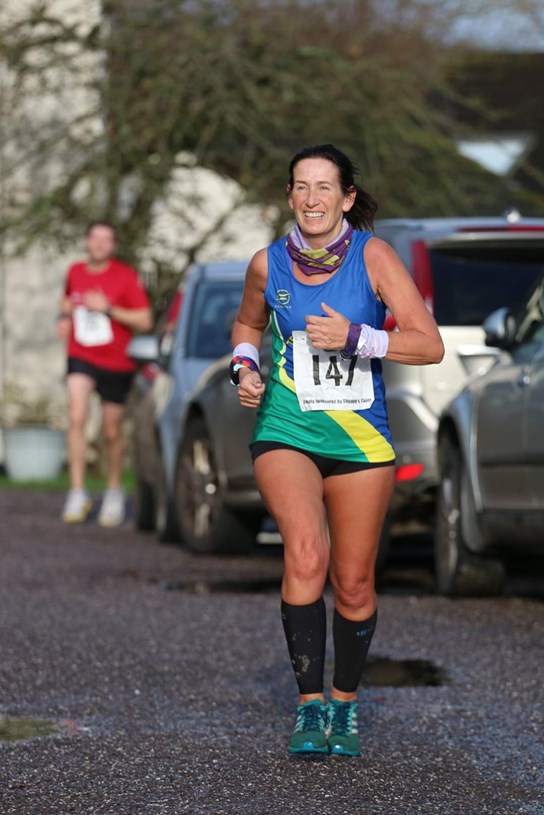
[134,474,155,532]
[176,417,259,555]
[435,436,505,597]
[155,459,181,543]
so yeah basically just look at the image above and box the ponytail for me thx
[346,184,378,232]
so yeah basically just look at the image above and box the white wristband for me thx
[356,325,389,359]
[232,342,260,369]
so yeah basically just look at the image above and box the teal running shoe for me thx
[327,699,361,756]
[288,699,328,755]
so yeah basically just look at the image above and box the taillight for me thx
[411,240,434,313]
[395,463,425,482]
[141,363,159,383]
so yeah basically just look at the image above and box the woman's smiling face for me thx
[287,157,355,248]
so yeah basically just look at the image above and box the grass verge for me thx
[0,470,135,493]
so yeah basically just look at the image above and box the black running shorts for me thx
[250,440,395,479]
[67,357,134,405]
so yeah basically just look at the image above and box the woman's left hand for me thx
[305,302,349,351]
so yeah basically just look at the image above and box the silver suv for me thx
[374,216,544,540]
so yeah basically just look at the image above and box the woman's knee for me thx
[283,530,329,584]
[331,572,375,614]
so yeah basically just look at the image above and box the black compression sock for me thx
[333,608,377,693]
[281,598,326,695]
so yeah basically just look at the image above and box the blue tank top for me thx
[252,230,395,463]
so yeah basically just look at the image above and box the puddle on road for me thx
[360,657,448,687]
[0,716,59,743]
[163,576,282,594]
[323,657,448,688]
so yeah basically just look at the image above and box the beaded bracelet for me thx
[229,355,261,386]
[340,323,362,360]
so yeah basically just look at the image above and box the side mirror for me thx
[127,335,160,364]
[483,307,516,350]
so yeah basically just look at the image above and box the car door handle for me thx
[518,372,531,387]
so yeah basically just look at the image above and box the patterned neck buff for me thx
[286,219,353,276]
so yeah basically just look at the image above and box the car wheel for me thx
[176,417,259,554]
[155,459,181,543]
[435,436,505,597]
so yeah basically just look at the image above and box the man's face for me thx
[85,225,116,265]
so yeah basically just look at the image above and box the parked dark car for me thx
[435,273,544,596]
[128,260,249,542]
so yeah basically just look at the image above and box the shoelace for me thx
[296,704,325,733]
[329,703,355,736]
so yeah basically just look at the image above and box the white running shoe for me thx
[98,488,125,527]
[61,489,92,523]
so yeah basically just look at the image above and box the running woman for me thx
[230,144,444,756]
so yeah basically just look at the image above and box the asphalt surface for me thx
[0,488,543,815]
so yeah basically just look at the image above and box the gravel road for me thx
[0,488,542,815]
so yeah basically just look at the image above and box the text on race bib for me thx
[292,330,374,412]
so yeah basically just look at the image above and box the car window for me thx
[187,280,244,358]
[429,244,544,326]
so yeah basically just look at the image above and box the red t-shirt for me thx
[64,259,151,371]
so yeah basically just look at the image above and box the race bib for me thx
[73,306,113,347]
[292,330,374,412]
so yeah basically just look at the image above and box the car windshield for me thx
[187,280,244,358]
[429,241,544,326]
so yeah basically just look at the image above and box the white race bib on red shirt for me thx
[73,306,113,347]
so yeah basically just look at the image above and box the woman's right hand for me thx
[238,368,265,408]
